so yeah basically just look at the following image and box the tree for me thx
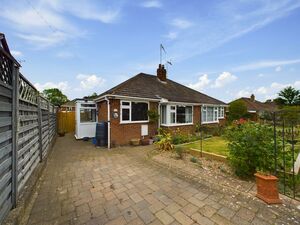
[228,100,249,121]
[275,86,300,106]
[43,88,68,106]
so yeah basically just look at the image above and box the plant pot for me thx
[149,139,154,145]
[254,173,282,204]
[131,138,140,146]
[141,139,149,145]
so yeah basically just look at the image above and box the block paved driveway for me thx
[26,134,299,225]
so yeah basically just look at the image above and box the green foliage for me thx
[200,125,225,136]
[174,146,185,159]
[43,88,68,106]
[171,128,199,145]
[147,110,160,123]
[225,122,277,178]
[275,86,300,106]
[155,128,174,151]
[228,100,249,122]
[280,106,300,125]
[190,156,198,163]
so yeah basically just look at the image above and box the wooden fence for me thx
[57,111,75,133]
[0,47,56,224]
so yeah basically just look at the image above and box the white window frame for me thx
[218,107,225,119]
[160,104,193,126]
[201,105,220,124]
[120,100,149,124]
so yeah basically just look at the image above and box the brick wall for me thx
[98,99,158,146]
[97,100,226,146]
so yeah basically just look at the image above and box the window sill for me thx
[201,121,219,124]
[161,123,193,127]
[120,121,149,124]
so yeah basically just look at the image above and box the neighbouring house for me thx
[230,94,278,121]
[59,100,76,112]
[95,64,227,147]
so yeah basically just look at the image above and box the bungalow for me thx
[95,64,226,147]
[229,94,278,121]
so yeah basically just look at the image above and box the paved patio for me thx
[26,134,300,225]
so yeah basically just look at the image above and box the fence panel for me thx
[0,43,57,224]
[17,74,40,192]
[0,48,13,224]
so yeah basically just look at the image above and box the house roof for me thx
[234,97,278,112]
[97,73,226,105]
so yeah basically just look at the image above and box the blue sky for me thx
[1,0,300,102]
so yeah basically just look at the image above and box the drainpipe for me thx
[105,97,111,149]
[158,102,161,129]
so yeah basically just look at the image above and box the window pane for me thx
[207,107,213,122]
[122,108,130,121]
[185,106,192,123]
[176,106,186,123]
[170,112,176,124]
[80,109,96,122]
[131,102,148,121]
[161,105,167,124]
[201,107,206,122]
[122,101,130,106]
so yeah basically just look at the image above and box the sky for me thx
[0,0,300,103]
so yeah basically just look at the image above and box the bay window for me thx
[121,101,149,123]
[161,105,193,125]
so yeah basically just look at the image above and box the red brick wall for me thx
[97,101,226,146]
[98,99,159,146]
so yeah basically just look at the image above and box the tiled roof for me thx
[98,73,226,105]
[237,97,278,112]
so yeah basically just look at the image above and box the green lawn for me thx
[182,136,229,156]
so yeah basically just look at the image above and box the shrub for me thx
[228,100,250,122]
[174,146,185,159]
[147,110,160,123]
[225,122,277,178]
[155,128,174,151]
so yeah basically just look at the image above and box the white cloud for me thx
[141,0,162,8]
[236,89,251,98]
[275,66,282,72]
[233,59,300,72]
[188,74,210,91]
[56,51,75,59]
[171,18,193,29]
[76,74,105,89]
[164,32,178,40]
[212,72,237,88]
[0,0,121,48]
[10,50,22,57]
[167,1,300,62]
[34,81,70,92]
[235,80,300,101]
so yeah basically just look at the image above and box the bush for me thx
[155,128,174,151]
[225,122,277,178]
[174,146,185,159]
[201,125,225,136]
[228,100,250,122]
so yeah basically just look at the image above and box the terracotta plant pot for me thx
[254,173,282,204]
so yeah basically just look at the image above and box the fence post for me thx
[48,101,50,145]
[37,95,43,162]
[11,64,19,208]
[273,112,277,176]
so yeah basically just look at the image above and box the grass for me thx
[182,136,229,156]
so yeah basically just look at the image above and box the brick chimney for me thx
[157,64,167,81]
[250,94,255,102]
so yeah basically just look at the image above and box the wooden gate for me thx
[57,111,75,133]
